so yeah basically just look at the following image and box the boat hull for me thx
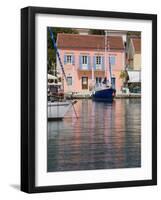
[48,101,71,120]
[92,88,115,102]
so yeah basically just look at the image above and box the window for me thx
[64,54,74,65]
[82,56,88,64]
[67,77,72,86]
[66,55,72,64]
[96,56,101,65]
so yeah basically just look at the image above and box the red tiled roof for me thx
[57,33,124,50]
[132,38,141,53]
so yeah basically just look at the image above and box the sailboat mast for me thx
[104,30,107,82]
[105,30,112,85]
[108,38,112,85]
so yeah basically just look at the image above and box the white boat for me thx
[48,101,72,120]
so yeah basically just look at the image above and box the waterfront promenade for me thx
[64,92,141,99]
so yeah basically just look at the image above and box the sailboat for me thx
[92,31,116,102]
[48,28,77,120]
[47,81,72,120]
[92,86,115,102]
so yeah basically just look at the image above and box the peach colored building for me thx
[56,33,125,94]
[128,37,141,70]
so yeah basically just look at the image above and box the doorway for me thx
[82,77,88,89]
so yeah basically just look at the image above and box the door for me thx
[82,77,88,89]
[111,77,116,89]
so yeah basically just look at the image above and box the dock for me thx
[65,92,141,99]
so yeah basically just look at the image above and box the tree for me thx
[47,27,78,72]
[119,70,129,87]
[127,31,141,37]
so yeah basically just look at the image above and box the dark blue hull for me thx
[92,88,116,102]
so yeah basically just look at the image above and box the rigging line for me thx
[48,27,78,119]
[71,100,78,119]
[48,27,67,83]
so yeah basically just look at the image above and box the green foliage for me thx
[119,70,129,82]
[127,31,141,37]
[89,29,105,35]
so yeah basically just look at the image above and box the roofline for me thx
[57,32,124,38]
[57,47,125,51]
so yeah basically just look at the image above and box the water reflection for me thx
[48,99,141,172]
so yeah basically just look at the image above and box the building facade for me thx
[127,37,141,70]
[56,33,125,94]
[126,37,141,93]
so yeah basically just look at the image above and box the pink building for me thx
[57,33,125,94]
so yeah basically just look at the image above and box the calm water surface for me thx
[48,99,141,172]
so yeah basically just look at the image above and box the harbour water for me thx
[48,99,141,172]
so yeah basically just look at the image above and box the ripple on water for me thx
[48,99,141,172]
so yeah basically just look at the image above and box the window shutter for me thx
[110,56,115,65]
[93,56,96,70]
[79,55,82,69]
[72,55,75,65]
[102,56,104,70]
[64,54,66,64]
[88,56,90,70]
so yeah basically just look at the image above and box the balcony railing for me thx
[79,65,105,71]
[79,64,91,70]
[94,64,104,71]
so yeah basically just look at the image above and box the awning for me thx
[48,74,58,80]
[127,71,141,83]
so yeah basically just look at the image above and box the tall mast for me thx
[104,30,107,81]
[48,27,67,83]
[105,30,112,85]
[108,37,112,85]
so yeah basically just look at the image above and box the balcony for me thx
[94,64,104,71]
[79,64,91,71]
[78,64,105,71]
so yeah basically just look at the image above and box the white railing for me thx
[95,65,102,70]
[81,64,89,70]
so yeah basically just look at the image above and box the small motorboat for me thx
[48,101,71,120]
[48,84,77,120]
